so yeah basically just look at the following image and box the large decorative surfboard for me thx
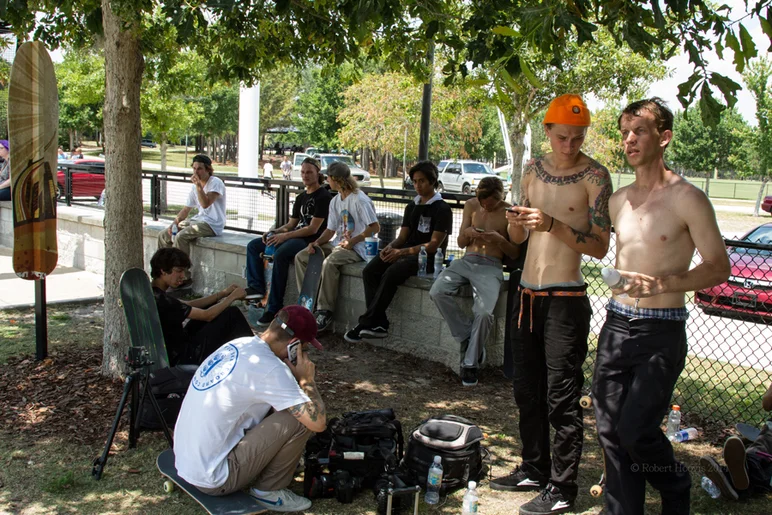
[8,41,59,279]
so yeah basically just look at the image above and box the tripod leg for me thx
[92,373,135,480]
[128,368,141,449]
[141,372,175,447]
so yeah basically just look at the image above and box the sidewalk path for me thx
[0,247,104,309]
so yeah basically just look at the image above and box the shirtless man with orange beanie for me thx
[492,94,612,515]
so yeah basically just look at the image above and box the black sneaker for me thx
[244,287,264,301]
[360,326,388,338]
[490,466,546,492]
[461,367,478,387]
[700,456,738,501]
[344,325,364,343]
[257,310,276,327]
[724,436,749,491]
[519,483,573,515]
[315,310,333,332]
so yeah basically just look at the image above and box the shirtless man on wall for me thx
[592,98,730,515]
[495,94,612,515]
[430,176,520,387]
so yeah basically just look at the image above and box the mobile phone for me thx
[287,341,301,365]
[475,227,485,233]
[507,205,519,212]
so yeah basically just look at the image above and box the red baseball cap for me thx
[278,305,323,350]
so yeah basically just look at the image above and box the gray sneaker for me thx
[248,487,312,512]
[314,310,333,332]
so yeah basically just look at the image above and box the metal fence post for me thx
[150,173,159,221]
[65,167,72,207]
[276,183,289,227]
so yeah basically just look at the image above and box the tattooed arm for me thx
[286,345,327,432]
[548,165,612,259]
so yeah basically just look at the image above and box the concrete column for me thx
[238,84,260,179]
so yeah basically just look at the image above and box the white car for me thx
[437,160,509,195]
[292,153,371,187]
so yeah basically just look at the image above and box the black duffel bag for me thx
[400,414,487,493]
[138,365,196,430]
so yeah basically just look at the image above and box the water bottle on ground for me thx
[672,427,698,443]
[666,405,681,441]
[425,455,443,504]
[418,246,428,277]
[462,480,479,514]
[701,476,721,499]
[433,248,444,278]
[601,267,628,298]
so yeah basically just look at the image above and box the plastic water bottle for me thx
[418,246,428,277]
[672,427,698,443]
[462,480,479,514]
[433,248,444,278]
[171,223,178,242]
[601,267,628,298]
[425,455,443,504]
[701,476,721,499]
[666,405,681,441]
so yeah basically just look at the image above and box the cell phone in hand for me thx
[287,341,301,366]
[475,227,485,233]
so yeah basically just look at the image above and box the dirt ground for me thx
[0,303,768,514]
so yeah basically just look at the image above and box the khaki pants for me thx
[198,410,312,496]
[295,245,362,312]
[157,221,216,278]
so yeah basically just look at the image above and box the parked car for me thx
[56,158,106,199]
[402,160,450,190]
[292,152,310,174]
[436,160,510,195]
[695,222,772,322]
[141,139,157,148]
[293,153,371,187]
[762,195,772,215]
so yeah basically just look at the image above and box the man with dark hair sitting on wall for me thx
[150,247,253,365]
[430,176,519,387]
[344,160,453,343]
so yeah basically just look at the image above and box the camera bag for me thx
[138,365,196,430]
[400,414,486,493]
[304,408,404,498]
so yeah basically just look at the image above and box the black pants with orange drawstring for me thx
[509,284,591,500]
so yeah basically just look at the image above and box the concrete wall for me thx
[1,202,509,373]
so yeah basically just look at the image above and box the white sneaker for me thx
[248,487,312,512]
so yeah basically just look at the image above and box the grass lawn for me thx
[1,304,770,514]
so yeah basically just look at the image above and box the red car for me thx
[696,223,772,322]
[762,195,772,215]
[56,158,105,199]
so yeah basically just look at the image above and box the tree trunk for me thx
[362,147,370,173]
[754,177,769,216]
[507,124,527,203]
[160,135,168,171]
[159,134,168,211]
[101,0,146,378]
[69,129,74,151]
[705,172,711,198]
[617,170,622,189]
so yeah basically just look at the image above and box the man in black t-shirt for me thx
[344,161,452,342]
[150,248,253,365]
[246,157,331,326]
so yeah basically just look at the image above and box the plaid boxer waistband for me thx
[607,298,689,321]
[517,286,586,332]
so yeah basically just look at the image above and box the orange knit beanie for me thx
[543,94,591,126]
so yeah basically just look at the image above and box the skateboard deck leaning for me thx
[8,41,59,279]
[298,246,324,311]
[120,268,170,372]
[157,449,266,515]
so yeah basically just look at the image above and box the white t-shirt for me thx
[174,336,310,489]
[327,190,378,260]
[263,163,274,178]
[187,176,227,235]
[281,160,292,173]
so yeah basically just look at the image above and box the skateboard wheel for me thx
[590,484,603,497]
[580,395,592,408]
[163,480,174,493]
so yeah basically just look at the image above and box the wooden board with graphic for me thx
[8,41,59,279]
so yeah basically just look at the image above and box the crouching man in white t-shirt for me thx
[173,305,326,512]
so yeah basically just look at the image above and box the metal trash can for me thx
[376,212,402,248]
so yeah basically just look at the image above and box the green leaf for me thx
[492,26,521,38]
[499,67,519,91]
[519,57,541,88]
[759,16,772,51]
[699,82,724,127]
[739,24,758,59]
[709,72,741,109]
[676,72,701,109]
[724,32,745,73]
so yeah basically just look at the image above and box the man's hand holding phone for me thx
[286,342,316,384]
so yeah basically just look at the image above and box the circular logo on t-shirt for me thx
[192,343,239,391]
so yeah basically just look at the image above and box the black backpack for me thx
[400,414,487,493]
[138,365,196,430]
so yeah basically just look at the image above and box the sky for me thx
[644,1,769,125]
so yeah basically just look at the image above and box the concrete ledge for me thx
[1,202,510,372]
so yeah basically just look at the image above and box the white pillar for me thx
[238,84,260,178]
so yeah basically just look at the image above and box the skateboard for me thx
[8,41,59,279]
[157,449,267,515]
[590,447,606,498]
[736,422,761,442]
[120,268,170,372]
[297,245,324,311]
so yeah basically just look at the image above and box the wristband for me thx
[546,217,554,233]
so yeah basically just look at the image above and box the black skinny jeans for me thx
[358,254,419,329]
[182,306,254,365]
